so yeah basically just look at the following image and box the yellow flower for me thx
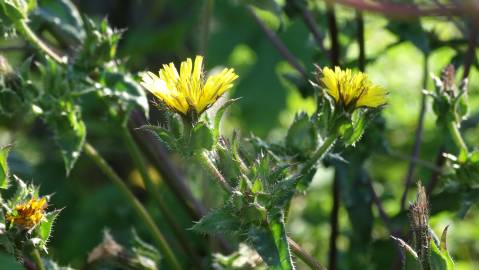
[6,197,47,229]
[140,55,238,116]
[319,66,387,110]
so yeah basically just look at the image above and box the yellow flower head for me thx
[319,66,387,110]
[140,55,238,116]
[6,197,47,229]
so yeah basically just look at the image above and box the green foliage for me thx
[191,122,214,151]
[285,112,318,158]
[0,252,23,270]
[32,0,85,45]
[0,145,10,189]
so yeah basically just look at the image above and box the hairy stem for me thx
[447,121,468,153]
[15,20,66,64]
[303,135,337,173]
[31,249,45,270]
[84,142,182,270]
[288,238,326,270]
[120,126,202,267]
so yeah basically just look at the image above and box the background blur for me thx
[1,0,478,269]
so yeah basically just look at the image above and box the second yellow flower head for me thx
[140,56,238,116]
[319,66,387,111]
[6,197,47,229]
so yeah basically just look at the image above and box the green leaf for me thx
[191,122,214,151]
[33,0,85,45]
[286,112,318,157]
[191,206,240,235]
[35,209,61,251]
[430,238,454,270]
[45,105,86,175]
[139,125,177,151]
[100,72,149,117]
[248,219,294,270]
[0,0,27,22]
[0,145,11,189]
[213,98,239,142]
[0,252,24,270]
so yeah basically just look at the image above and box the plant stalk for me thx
[303,135,337,173]
[31,249,45,270]
[447,121,468,152]
[120,126,203,267]
[15,20,66,64]
[83,142,182,270]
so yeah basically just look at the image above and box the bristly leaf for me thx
[427,227,455,270]
[45,105,86,175]
[190,122,214,152]
[138,125,177,151]
[99,72,149,118]
[32,0,85,46]
[430,238,454,270]
[247,219,294,270]
[0,145,11,189]
[191,206,240,236]
[213,98,240,142]
[35,209,61,253]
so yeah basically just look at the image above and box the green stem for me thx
[120,126,203,267]
[83,142,182,270]
[199,151,233,192]
[303,135,337,174]
[447,121,468,153]
[15,20,66,64]
[31,249,45,270]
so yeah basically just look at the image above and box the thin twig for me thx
[366,176,392,231]
[301,8,328,55]
[246,5,309,80]
[326,4,340,66]
[388,151,443,174]
[288,238,326,270]
[328,172,340,270]
[356,11,365,71]
[462,26,478,80]
[326,5,340,270]
[198,0,214,55]
[331,0,467,18]
[400,54,428,211]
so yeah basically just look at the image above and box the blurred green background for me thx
[1,0,478,269]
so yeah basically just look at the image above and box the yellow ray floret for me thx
[320,66,387,109]
[140,55,239,116]
[6,197,47,229]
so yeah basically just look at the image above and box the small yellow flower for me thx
[319,66,387,110]
[6,197,47,229]
[140,55,238,116]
